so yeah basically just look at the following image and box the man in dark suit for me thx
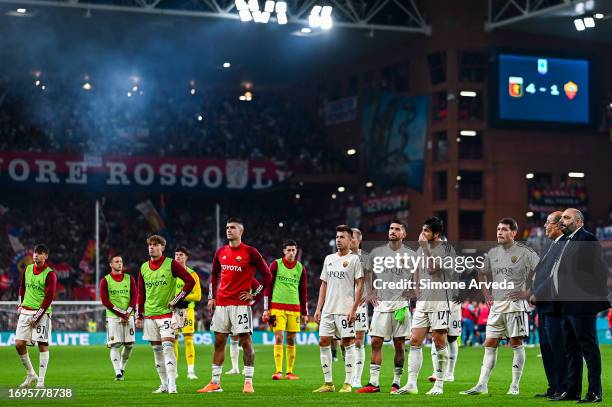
[530,211,567,399]
[553,208,610,403]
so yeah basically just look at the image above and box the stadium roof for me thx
[0,3,416,86]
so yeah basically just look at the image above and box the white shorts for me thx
[319,313,355,339]
[412,309,450,332]
[106,317,136,346]
[354,304,368,332]
[486,311,529,339]
[369,310,411,340]
[448,302,462,337]
[16,312,52,343]
[210,305,252,335]
[143,317,174,341]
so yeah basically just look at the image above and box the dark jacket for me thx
[532,236,565,313]
[557,227,610,315]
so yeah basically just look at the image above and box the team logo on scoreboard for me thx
[508,76,523,98]
[564,81,578,100]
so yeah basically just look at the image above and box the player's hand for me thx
[261,310,271,323]
[363,291,379,307]
[529,294,537,305]
[508,290,529,301]
[207,299,216,313]
[239,291,254,302]
[314,310,321,323]
[347,309,356,324]
[28,318,37,328]
[301,315,309,326]
[418,232,429,248]
[135,318,143,329]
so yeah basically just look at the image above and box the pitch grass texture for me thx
[0,344,610,406]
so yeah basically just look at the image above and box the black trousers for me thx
[562,314,602,397]
[539,311,568,393]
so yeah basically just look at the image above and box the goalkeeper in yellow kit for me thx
[173,246,202,379]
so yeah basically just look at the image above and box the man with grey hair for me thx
[554,208,609,403]
[530,211,567,400]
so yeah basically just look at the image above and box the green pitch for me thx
[0,344,610,406]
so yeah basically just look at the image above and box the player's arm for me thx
[100,278,128,319]
[184,272,201,302]
[31,271,57,325]
[314,259,328,323]
[479,254,493,305]
[299,264,309,319]
[510,249,540,301]
[127,275,137,316]
[262,261,278,311]
[314,280,327,323]
[208,249,222,311]
[168,260,195,308]
[17,271,25,311]
[250,247,272,309]
[362,252,379,306]
[348,259,364,323]
[136,271,145,324]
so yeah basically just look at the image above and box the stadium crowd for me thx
[0,75,346,174]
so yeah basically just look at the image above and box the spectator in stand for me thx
[475,301,489,346]
[461,300,476,346]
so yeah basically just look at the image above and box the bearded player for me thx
[357,221,415,394]
[313,225,364,393]
[136,235,195,394]
[173,246,202,379]
[100,254,136,381]
[198,218,272,394]
[262,239,308,380]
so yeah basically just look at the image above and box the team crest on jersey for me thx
[342,260,349,268]
[110,336,114,341]
[236,256,242,262]
[222,256,227,260]
[511,255,518,264]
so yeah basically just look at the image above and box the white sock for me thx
[319,345,333,383]
[344,344,356,385]
[353,344,365,385]
[244,365,254,384]
[188,364,195,374]
[430,344,437,376]
[211,364,222,384]
[370,364,381,387]
[477,347,497,387]
[19,353,36,376]
[433,346,448,388]
[511,345,525,388]
[38,351,49,382]
[393,365,403,386]
[447,341,458,376]
[110,345,122,374]
[230,340,239,371]
[162,342,177,388]
[407,346,422,387]
[152,345,168,386]
[121,345,133,370]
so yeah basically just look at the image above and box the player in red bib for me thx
[197,217,272,394]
